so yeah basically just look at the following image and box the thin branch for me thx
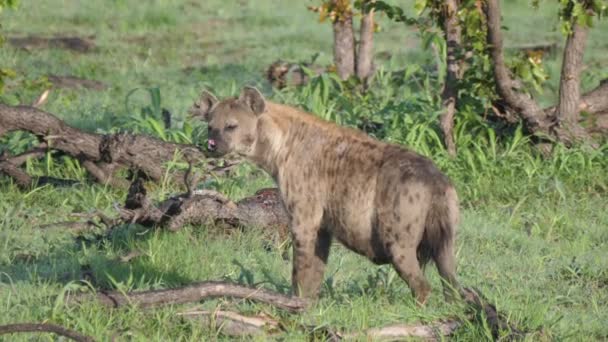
[0,323,95,342]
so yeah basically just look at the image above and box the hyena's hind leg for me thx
[384,214,432,305]
[390,244,432,306]
[433,238,460,302]
[432,186,461,302]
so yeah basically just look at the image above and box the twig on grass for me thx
[0,323,95,342]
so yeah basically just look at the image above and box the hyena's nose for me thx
[207,139,217,151]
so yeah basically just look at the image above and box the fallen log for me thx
[98,173,290,236]
[0,104,211,188]
[0,323,95,342]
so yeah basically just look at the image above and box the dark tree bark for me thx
[557,23,588,124]
[440,0,462,157]
[484,0,553,135]
[0,104,208,187]
[553,22,591,143]
[356,1,375,84]
[332,0,356,80]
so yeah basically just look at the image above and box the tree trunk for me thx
[332,0,356,80]
[553,22,591,143]
[440,0,462,157]
[484,0,597,145]
[356,1,375,84]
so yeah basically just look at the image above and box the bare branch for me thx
[65,281,308,313]
[0,323,95,342]
[0,104,208,187]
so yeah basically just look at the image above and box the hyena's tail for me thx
[417,185,459,267]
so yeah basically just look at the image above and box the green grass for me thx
[1,0,608,340]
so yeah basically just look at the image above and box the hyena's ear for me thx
[189,90,218,122]
[238,86,266,115]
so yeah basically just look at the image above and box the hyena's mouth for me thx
[207,139,217,152]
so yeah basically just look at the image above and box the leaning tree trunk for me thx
[483,0,553,135]
[484,0,601,146]
[332,0,356,80]
[439,0,462,157]
[356,0,375,84]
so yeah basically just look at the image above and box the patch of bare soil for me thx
[47,75,107,91]
[8,35,96,53]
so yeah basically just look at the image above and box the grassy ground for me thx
[1,0,608,340]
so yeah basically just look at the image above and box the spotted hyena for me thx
[190,87,461,304]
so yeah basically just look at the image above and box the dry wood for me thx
[0,323,95,342]
[178,309,281,336]
[103,174,289,236]
[66,281,308,313]
[0,104,209,188]
[340,320,462,341]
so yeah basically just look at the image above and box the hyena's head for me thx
[189,87,266,157]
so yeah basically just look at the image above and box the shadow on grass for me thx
[0,224,191,290]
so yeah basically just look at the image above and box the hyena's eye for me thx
[225,123,238,131]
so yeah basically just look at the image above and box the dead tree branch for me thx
[0,323,95,342]
[178,309,282,337]
[66,281,308,313]
[0,104,210,188]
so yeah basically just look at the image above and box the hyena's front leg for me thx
[290,210,332,298]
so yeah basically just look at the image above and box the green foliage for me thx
[0,0,18,94]
[113,87,201,145]
[0,0,17,12]
[559,0,608,32]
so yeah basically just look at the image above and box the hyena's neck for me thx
[248,103,290,179]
